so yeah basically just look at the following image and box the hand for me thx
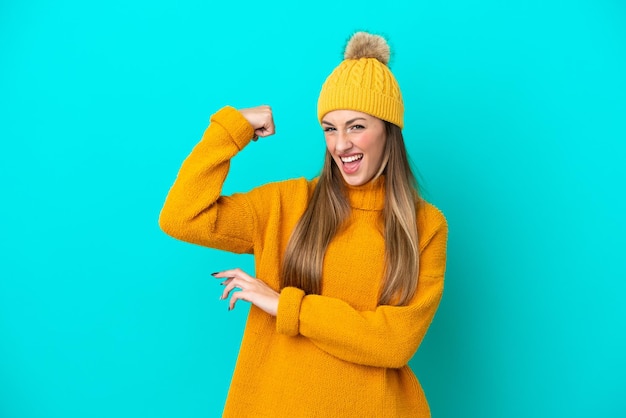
[239,105,275,139]
[212,268,279,316]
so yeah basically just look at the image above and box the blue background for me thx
[1,0,625,417]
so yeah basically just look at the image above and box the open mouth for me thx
[340,154,363,164]
[339,153,363,174]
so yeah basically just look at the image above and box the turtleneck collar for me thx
[344,175,386,211]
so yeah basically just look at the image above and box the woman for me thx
[160,31,448,417]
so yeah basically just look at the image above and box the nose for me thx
[335,130,353,153]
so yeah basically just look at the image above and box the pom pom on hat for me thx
[344,31,390,65]
[317,31,404,128]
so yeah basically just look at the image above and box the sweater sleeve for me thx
[159,106,257,253]
[276,208,448,369]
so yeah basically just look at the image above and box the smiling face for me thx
[321,110,388,186]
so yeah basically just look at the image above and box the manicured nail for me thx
[211,272,219,276]
[227,306,231,311]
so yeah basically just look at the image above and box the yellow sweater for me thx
[159,106,448,417]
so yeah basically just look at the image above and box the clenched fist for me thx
[239,105,275,139]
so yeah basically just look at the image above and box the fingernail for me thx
[227,306,231,311]
[211,272,219,276]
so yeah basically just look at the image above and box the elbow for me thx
[378,331,427,368]
[360,344,415,369]
[158,207,184,240]
[385,345,418,369]
[158,205,210,246]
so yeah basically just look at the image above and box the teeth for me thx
[341,154,363,163]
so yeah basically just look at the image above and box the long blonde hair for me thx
[280,122,420,306]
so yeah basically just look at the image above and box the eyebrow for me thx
[321,117,367,126]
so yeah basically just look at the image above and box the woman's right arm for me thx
[159,105,274,254]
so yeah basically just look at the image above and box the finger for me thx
[216,268,254,282]
[220,277,247,301]
[256,125,275,138]
[211,270,243,282]
[211,271,229,279]
[228,289,251,311]
[264,117,276,136]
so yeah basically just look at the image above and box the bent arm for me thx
[159,106,256,253]
[276,214,448,368]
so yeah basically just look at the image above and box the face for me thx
[321,110,387,186]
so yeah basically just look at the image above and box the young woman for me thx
[160,31,448,418]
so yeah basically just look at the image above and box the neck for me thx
[343,175,385,211]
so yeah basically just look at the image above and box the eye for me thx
[323,126,336,132]
[349,124,365,131]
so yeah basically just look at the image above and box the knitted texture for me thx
[159,106,448,417]
[318,32,404,128]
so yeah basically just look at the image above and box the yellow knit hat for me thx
[317,32,404,129]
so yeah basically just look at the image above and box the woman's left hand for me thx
[212,268,279,316]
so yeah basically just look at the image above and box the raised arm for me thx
[159,105,274,253]
[276,205,448,368]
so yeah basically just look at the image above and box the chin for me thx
[341,174,372,187]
